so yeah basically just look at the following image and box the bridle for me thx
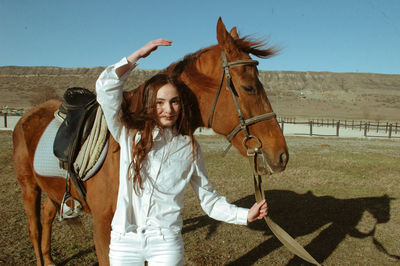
[207,51,321,265]
[208,51,276,157]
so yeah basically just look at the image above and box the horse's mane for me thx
[235,36,278,58]
[165,47,217,90]
[164,36,277,89]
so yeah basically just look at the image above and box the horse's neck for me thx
[178,50,222,127]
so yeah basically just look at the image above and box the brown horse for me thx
[13,18,288,266]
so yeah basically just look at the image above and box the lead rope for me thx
[249,152,321,265]
[215,51,320,264]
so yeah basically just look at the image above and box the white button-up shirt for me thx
[96,57,249,234]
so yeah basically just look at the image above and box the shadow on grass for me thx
[57,245,97,266]
[183,190,396,265]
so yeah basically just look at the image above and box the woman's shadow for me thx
[182,190,397,265]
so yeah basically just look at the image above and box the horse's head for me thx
[364,194,393,224]
[167,18,288,173]
[211,18,288,173]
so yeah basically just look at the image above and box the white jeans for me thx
[109,228,184,266]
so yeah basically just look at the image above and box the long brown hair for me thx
[121,73,198,194]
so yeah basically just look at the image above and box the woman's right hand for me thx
[116,39,172,78]
[127,38,172,64]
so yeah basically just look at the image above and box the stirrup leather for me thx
[59,174,83,221]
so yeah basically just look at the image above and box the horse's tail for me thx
[12,110,34,183]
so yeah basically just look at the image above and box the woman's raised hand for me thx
[127,38,172,64]
[116,39,172,78]
[138,39,172,58]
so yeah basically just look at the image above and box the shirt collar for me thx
[152,127,177,142]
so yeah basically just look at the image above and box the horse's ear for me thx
[217,17,239,55]
[229,27,239,40]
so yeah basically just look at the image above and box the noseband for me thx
[208,51,276,156]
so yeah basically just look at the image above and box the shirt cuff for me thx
[116,57,138,81]
[116,57,138,68]
[102,57,138,83]
[236,207,249,225]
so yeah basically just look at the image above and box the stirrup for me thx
[59,192,82,221]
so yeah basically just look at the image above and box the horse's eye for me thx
[241,85,256,94]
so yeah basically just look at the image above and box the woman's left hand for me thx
[247,199,268,223]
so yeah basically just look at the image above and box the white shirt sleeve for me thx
[95,57,137,143]
[190,144,249,225]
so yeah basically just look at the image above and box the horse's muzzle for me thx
[262,149,288,174]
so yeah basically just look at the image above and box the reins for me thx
[209,51,320,265]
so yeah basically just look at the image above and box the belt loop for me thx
[112,231,122,240]
[159,228,165,240]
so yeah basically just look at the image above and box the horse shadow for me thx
[182,190,397,265]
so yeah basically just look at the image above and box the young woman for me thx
[96,39,268,266]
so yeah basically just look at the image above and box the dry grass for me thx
[1,132,399,265]
[1,66,400,121]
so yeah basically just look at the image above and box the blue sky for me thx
[1,0,399,74]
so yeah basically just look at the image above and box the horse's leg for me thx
[14,126,45,265]
[41,197,57,266]
[18,177,43,266]
[13,100,62,265]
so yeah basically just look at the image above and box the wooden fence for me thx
[1,112,399,139]
[1,107,24,129]
[278,118,400,139]
[1,113,23,129]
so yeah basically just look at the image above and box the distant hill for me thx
[1,66,399,121]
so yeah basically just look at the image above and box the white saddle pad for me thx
[33,118,108,180]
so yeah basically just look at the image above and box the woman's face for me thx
[156,83,181,128]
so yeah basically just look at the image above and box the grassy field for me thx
[0,131,399,265]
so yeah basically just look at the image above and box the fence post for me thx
[364,123,368,137]
[309,120,313,136]
[4,113,7,128]
[389,124,392,139]
[281,120,285,133]
[336,121,340,136]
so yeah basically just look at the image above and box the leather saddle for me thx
[53,87,99,206]
[54,87,98,169]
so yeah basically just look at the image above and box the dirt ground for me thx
[1,131,399,265]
